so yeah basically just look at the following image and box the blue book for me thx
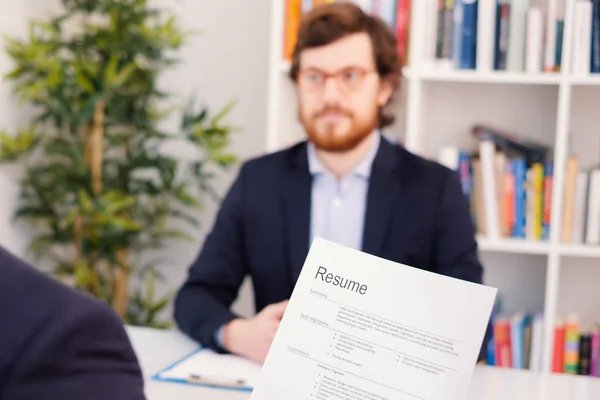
[513,158,527,238]
[542,161,553,240]
[458,151,472,205]
[486,298,502,366]
[554,20,564,70]
[591,0,600,73]
[452,0,464,68]
[460,0,479,69]
[510,313,532,369]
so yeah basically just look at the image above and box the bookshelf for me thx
[267,0,600,375]
[405,68,563,85]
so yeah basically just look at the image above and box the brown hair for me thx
[288,2,402,128]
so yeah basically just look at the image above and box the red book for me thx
[543,163,553,238]
[394,0,411,66]
[552,322,565,373]
[505,163,515,235]
[493,319,512,367]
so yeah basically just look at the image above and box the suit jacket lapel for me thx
[362,137,402,255]
[282,143,312,286]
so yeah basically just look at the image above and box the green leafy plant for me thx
[0,0,238,328]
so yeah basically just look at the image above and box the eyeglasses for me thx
[297,66,377,93]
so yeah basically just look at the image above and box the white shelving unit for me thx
[266,0,600,374]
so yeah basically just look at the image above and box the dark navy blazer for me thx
[175,137,489,358]
[0,248,146,400]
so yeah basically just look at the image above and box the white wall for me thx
[0,0,271,319]
[152,0,272,318]
[0,0,61,260]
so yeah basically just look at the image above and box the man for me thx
[175,3,486,364]
[0,247,146,399]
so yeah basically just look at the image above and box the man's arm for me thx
[2,298,146,400]
[432,169,490,361]
[174,165,249,352]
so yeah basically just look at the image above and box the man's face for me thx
[297,32,393,152]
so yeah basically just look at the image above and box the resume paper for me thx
[249,237,497,400]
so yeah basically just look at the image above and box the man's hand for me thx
[222,300,288,364]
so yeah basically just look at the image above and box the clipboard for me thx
[151,347,261,392]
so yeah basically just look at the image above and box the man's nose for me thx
[321,76,343,104]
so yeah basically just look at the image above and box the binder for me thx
[151,347,261,392]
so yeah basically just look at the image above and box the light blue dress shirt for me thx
[216,133,381,348]
[307,132,381,251]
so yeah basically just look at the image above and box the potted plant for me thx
[0,0,238,328]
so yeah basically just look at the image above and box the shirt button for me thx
[333,197,342,207]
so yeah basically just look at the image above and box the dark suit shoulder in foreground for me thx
[0,247,146,400]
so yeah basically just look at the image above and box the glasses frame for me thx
[297,66,378,93]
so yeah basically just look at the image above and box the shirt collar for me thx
[307,131,381,179]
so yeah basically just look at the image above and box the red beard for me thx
[300,105,378,152]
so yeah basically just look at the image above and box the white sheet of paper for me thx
[250,237,497,400]
[158,348,262,388]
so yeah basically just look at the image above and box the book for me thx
[477,0,495,71]
[592,0,600,73]
[545,0,558,72]
[579,333,592,376]
[437,126,555,243]
[283,0,302,62]
[459,0,478,69]
[525,7,543,73]
[585,169,600,244]
[564,316,580,374]
[552,321,565,373]
[572,1,593,76]
[506,0,530,72]
[493,318,513,367]
[281,0,413,66]
[412,0,565,74]
[561,157,580,242]
[472,125,549,164]
[591,328,600,376]
[549,315,600,377]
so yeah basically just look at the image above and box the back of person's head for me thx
[288,2,402,128]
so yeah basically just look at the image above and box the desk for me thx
[126,326,600,400]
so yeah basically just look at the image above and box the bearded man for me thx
[174,2,485,364]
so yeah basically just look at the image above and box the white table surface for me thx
[126,326,600,400]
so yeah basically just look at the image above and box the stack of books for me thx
[560,156,600,245]
[282,0,412,64]
[551,315,600,376]
[487,312,600,377]
[283,1,572,74]
[422,0,565,73]
[485,300,600,377]
[437,125,552,242]
[486,305,545,371]
[439,126,600,245]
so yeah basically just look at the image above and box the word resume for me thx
[249,237,497,400]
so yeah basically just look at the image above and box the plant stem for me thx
[91,101,105,195]
[74,214,83,260]
[84,123,92,166]
[112,248,130,318]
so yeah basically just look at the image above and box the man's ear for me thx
[377,79,394,107]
